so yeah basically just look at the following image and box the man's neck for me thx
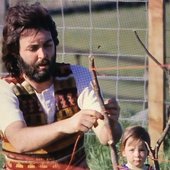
[23,74,53,93]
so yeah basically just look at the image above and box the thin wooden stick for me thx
[89,55,118,170]
[145,142,160,170]
[145,115,170,170]
[134,30,168,73]
[155,116,170,155]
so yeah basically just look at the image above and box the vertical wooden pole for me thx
[148,0,165,155]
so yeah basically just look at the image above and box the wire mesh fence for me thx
[1,0,170,135]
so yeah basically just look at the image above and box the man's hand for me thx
[104,97,122,144]
[66,110,104,134]
[104,97,120,121]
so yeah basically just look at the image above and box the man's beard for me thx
[18,56,56,83]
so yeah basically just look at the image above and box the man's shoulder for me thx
[0,78,14,93]
[55,62,91,76]
[0,74,24,84]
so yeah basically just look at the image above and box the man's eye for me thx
[45,43,53,48]
[28,46,38,51]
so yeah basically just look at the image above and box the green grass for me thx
[0,153,5,169]
[85,133,114,170]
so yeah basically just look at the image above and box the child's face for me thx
[122,137,148,168]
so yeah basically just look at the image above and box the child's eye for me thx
[138,147,146,152]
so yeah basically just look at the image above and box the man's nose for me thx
[38,47,47,59]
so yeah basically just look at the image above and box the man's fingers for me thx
[105,102,120,111]
[105,97,116,104]
[94,112,104,120]
[78,116,99,131]
[104,98,120,121]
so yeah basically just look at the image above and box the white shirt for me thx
[0,65,102,133]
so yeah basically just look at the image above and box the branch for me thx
[145,142,160,170]
[154,113,170,158]
[145,116,170,170]
[89,55,119,170]
[134,30,168,73]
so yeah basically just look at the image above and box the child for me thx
[119,126,153,170]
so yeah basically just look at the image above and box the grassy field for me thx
[0,154,4,169]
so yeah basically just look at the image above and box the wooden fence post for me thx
[148,0,165,157]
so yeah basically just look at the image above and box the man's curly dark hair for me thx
[2,2,59,77]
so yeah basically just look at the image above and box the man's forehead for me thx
[20,28,52,43]
[20,28,51,37]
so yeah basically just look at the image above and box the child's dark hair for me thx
[120,126,150,153]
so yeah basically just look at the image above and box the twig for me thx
[145,115,170,170]
[89,55,118,170]
[155,115,170,157]
[134,30,168,73]
[145,142,160,170]
[66,134,82,170]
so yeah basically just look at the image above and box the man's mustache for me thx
[36,59,50,67]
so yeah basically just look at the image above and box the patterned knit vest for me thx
[1,63,86,167]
